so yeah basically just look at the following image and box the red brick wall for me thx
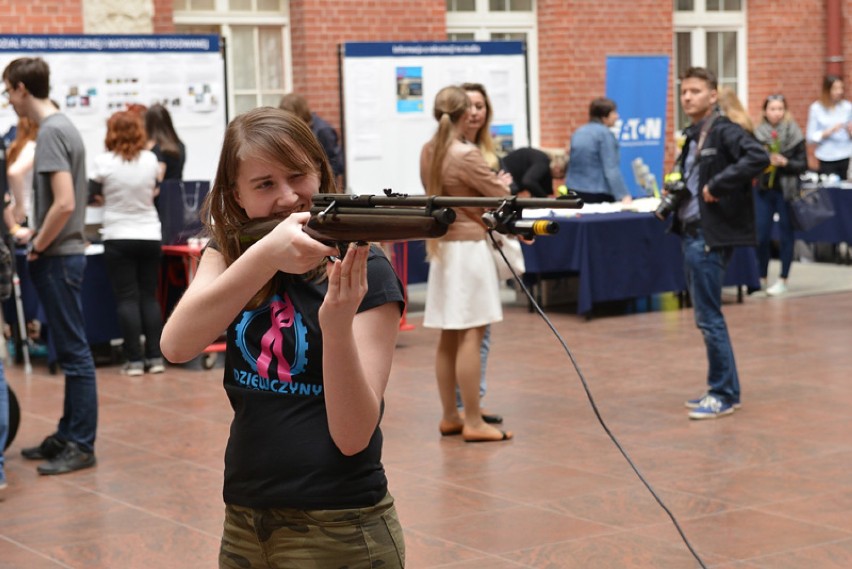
[0,0,84,34]
[288,0,447,133]
[747,0,828,134]
[536,0,675,161]
[152,0,175,34]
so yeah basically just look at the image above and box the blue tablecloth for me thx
[3,250,122,348]
[521,211,760,314]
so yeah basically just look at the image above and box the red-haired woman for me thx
[5,116,38,231]
[90,111,164,375]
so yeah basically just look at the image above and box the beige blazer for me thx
[419,139,510,241]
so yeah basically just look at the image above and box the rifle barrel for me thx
[312,193,583,210]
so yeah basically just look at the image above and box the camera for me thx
[654,171,691,220]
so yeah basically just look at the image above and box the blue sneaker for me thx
[688,395,735,419]
[685,394,741,409]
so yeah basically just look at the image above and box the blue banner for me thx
[605,55,669,198]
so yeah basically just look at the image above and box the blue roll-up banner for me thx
[605,55,669,198]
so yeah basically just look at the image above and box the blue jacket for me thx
[565,121,629,200]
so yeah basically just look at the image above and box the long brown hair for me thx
[460,82,499,170]
[424,86,469,260]
[819,74,843,109]
[105,111,147,161]
[718,87,754,134]
[6,116,37,165]
[202,107,336,307]
[426,86,470,198]
[145,104,183,158]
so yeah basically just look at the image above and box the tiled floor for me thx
[1,285,851,568]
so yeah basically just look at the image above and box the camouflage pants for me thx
[219,492,405,568]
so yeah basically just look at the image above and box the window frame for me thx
[174,0,292,120]
[446,0,540,146]
[673,0,747,130]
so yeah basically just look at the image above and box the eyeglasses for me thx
[766,94,786,102]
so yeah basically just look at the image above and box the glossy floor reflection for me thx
[1,287,851,568]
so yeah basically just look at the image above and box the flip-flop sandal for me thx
[482,413,503,424]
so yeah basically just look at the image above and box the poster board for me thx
[340,41,529,196]
[0,34,226,183]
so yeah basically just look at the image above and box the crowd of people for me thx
[0,50,849,564]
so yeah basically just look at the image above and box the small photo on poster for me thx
[491,124,514,153]
[396,66,423,113]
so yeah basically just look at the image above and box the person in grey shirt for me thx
[3,57,98,475]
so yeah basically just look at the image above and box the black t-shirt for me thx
[222,245,404,510]
[152,141,185,181]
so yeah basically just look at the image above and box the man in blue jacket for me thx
[671,67,769,419]
[565,97,632,204]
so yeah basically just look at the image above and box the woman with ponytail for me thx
[419,85,513,443]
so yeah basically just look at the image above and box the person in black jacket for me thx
[502,147,565,197]
[279,93,344,186]
[753,94,807,296]
[671,67,769,420]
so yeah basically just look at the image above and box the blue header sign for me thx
[605,55,669,198]
[0,34,219,53]
[344,41,524,58]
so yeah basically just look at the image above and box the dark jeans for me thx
[818,158,849,180]
[682,228,740,405]
[29,255,98,453]
[0,360,7,474]
[755,188,795,279]
[103,240,164,362]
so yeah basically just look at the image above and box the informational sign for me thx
[605,55,669,198]
[341,41,529,195]
[0,34,226,182]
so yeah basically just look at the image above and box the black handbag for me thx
[789,186,835,232]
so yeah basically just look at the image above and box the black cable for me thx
[490,231,708,569]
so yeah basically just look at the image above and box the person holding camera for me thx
[669,68,769,419]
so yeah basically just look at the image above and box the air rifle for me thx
[239,189,583,253]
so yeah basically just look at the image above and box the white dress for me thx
[422,240,503,330]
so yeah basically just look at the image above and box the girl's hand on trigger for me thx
[319,242,369,329]
[262,212,338,274]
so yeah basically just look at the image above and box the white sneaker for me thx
[766,281,788,296]
[121,361,144,376]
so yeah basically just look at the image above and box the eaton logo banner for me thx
[606,55,669,197]
[614,116,664,146]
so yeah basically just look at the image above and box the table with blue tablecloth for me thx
[792,185,852,243]
[520,211,760,315]
[3,247,122,359]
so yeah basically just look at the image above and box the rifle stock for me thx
[239,190,583,252]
